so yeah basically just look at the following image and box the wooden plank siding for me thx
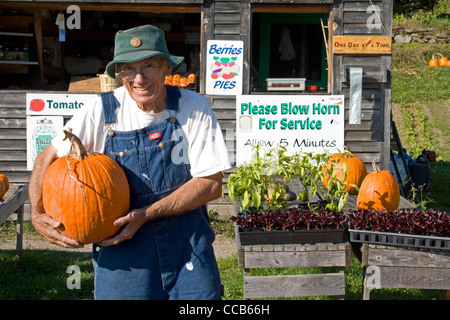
[0,91,29,184]
[332,0,393,171]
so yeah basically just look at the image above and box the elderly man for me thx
[29,25,231,300]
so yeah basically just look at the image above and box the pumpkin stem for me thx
[342,145,353,158]
[371,158,381,173]
[63,129,88,204]
[63,129,89,160]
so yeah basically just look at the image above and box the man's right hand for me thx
[31,210,83,248]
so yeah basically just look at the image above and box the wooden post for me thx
[33,9,43,88]
[16,204,24,256]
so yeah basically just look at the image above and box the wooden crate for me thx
[242,242,351,299]
[360,244,450,299]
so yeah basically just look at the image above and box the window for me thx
[252,13,330,92]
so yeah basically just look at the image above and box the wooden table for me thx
[0,184,29,256]
[360,244,450,300]
[242,242,351,299]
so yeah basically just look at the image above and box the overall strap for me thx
[101,91,121,124]
[166,85,181,112]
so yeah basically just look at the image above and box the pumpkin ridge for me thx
[79,160,92,243]
[84,157,109,242]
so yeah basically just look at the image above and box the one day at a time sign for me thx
[236,95,345,166]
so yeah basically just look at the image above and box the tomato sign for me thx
[26,93,96,116]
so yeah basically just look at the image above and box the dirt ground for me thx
[0,231,237,259]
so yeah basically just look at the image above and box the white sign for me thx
[27,116,64,170]
[236,95,345,166]
[26,93,97,116]
[206,40,243,95]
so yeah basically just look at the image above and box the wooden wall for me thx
[0,91,29,184]
[332,0,393,170]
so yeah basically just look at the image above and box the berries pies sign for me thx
[206,40,243,96]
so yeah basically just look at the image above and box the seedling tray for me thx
[349,228,450,251]
[238,228,346,246]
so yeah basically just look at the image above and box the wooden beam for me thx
[252,4,330,13]
[0,2,201,13]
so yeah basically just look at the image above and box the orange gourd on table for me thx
[322,149,367,195]
[357,159,400,211]
[42,130,130,244]
[0,173,9,199]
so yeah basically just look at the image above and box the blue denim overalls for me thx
[92,86,222,300]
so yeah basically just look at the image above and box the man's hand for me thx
[31,210,83,248]
[98,208,147,246]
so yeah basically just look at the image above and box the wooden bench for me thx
[0,184,29,256]
[241,242,351,299]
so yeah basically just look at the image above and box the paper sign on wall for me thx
[27,116,64,170]
[206,40,243,95]
[236,95,345,166]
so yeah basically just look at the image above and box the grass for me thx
[391,42,450,210]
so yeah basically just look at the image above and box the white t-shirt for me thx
[51,86,232,178]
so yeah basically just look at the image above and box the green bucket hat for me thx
[105,25,184,78]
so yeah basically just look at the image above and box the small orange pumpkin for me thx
[357,159,400,211]
[42,130,130,244]
[0,173,9,199]
[322,148,367,195]
[439,56,448,66]
[429,58,439,67]
[187,73,196,84]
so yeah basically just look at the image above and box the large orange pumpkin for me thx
[357,159,400,211]
[42,130,130,244]
[322,149,367,195]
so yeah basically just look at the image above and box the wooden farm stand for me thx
[0,0,397,218]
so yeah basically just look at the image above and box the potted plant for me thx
[227,145,354,245]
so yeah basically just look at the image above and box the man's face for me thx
[118,56,172,109]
